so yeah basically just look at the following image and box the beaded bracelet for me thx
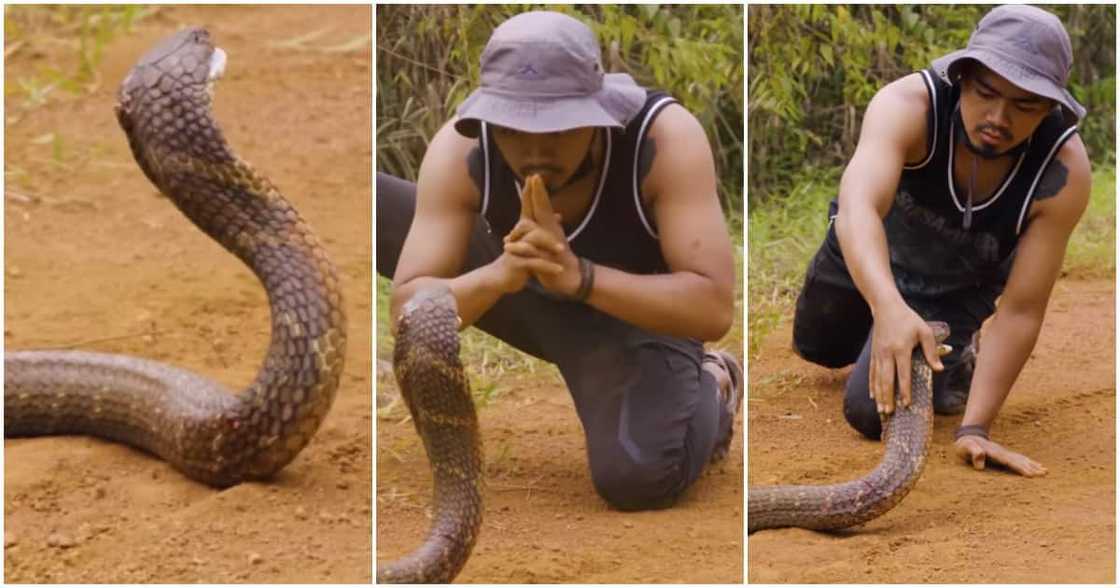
[572,257,595,302]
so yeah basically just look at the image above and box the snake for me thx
[4,27,347,488]
[748,322,949,532]
[377,286,483,584]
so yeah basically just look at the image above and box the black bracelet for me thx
[572,257,595,302]
[955,424,990,441]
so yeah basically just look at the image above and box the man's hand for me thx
[955,435,1048,477]
[502,175,582,297]
[870,302,944,415]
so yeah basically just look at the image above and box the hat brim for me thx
[932,48,1086,123]
[454,72,646,138]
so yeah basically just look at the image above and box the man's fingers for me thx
[519,227,565,253]
[895,352,912,409]
[512,254,563,275]
[918,327,944,371]
[971,447,986,470]
[873,354,894,414]
[528,175,554,223]
[504,240,555,260]
[519,176,537,221]
[506,219,532,243]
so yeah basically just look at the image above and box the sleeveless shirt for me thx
[826,68,1078,298]
[476,90,678,275]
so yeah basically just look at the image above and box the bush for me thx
[376,5,744,220]
[748,5,1115,205]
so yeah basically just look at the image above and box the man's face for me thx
[491,125,597,193]
[959,63,1054,157]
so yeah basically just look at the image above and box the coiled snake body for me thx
[377,287,484,583]
[4,28,347,488]
[748,322,948,532]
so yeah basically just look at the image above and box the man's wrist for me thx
[571,257,595,302]
[955,424,990,441]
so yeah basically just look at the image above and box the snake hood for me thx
[116,28,233,193]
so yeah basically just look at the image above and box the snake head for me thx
[115,27,232,191]
[115,27,227,148]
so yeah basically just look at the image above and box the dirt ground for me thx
[376,362,744,583]
[748,278,1115,583]
[4,6,372,583]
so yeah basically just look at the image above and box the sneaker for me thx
[703,350,743,463]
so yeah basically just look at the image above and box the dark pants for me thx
[377,172,729,510]
[792,226,995,440]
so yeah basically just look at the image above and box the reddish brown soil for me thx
[4,6,372,583]
[377,365,744,583]
[748,278,1115,583]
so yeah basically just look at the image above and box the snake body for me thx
[4,28,347,488]
[748,323,948,532]
[377,287,483,584]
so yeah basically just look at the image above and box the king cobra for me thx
[377,287,483,584]
[748,322,949,532]
[4,28,347,488]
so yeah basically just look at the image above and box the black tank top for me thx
[828,68,1078,298]
[476,90,678,275]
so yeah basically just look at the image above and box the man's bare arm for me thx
[389,121,560,329]
[592,104,736,341]
[834,74,945,414]
[954,136,1090,476]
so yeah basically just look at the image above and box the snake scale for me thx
[748,322,949,533]
[4,28,347,488]
[377,287,484,584]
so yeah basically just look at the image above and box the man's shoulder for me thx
[856,72,935,159]
[874,72,934,116]
[415,119,482,211]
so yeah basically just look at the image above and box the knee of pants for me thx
[589,454,683,512]
[842,386,882,441]
[792,333,854,369]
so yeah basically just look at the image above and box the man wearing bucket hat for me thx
[792,5,1090,476]
[377,11,739,510]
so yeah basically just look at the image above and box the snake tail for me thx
[377,287,484,584]
[748,322,949,533]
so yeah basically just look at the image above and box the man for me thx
[793,5,1090,477]
[377,11,740,510]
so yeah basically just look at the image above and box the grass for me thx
[376,275,551,412]
[1065,166,1117,279]
[5,5,155,112]
[747,164,1117,357]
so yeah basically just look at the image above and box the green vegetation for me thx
[5,5,155,111]
[748,5,1116,356]
[377,4,744,219]
[749,5,1115,205]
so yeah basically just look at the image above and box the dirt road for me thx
[4,6,372,582]
[748,278,1115,583]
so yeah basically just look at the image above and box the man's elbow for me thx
[698,295,735,342]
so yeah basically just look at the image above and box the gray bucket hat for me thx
[932,4,1085,123]
[454,11,647,138]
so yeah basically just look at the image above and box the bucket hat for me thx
[454,11,647,138]
[932,4,1085,123]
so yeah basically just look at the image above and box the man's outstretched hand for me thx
[954,435,1048,477]
[502,175,583,297]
